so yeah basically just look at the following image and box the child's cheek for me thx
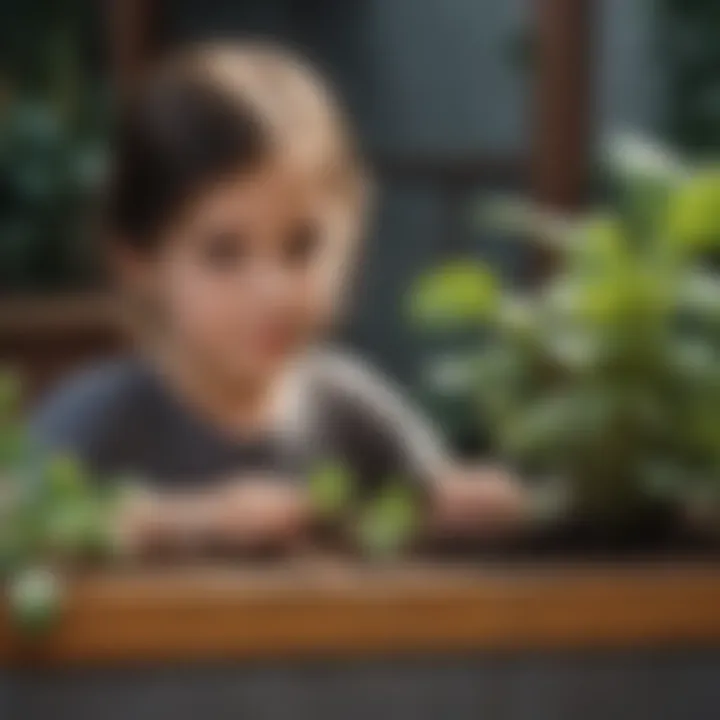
[163,267,245,353]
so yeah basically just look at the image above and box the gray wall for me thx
[597,0,667,145]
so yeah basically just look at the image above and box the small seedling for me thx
[308,460,355,519]
[355,481,421,560]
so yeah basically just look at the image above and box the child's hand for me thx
[213,477,311,550]
[428,465,528,539]
[113,478,311,556]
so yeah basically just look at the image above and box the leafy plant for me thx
[409,136,720,528]
[308,460,422,558]
[355,483,421,559]
[0,369,125,634]
[308,460,355,519]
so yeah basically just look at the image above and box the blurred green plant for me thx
[408,135,720,528]
[308,460,422,559]
[355,482,421,559]
[0,0,109,293]
[0,368,125,634]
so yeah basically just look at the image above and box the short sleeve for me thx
[29,363,136,472]
[311,349,449,488]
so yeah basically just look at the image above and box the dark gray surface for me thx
[3,649,720,720]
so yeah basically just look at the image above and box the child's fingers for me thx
[429,466,528,538]
[216,479,311,548]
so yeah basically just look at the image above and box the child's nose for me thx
[249,263,297,305]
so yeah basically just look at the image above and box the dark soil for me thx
[422,502,720,563]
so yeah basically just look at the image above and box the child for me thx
[32,43,524,553]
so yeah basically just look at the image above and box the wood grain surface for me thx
[1,561,719,667]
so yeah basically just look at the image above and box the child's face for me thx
[124,161,354,384]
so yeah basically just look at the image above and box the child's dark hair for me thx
[107,42,365,250]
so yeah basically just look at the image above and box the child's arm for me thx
[116,468,525,556]
[316,350,529,540]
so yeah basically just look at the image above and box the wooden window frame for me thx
[108,0,595,211]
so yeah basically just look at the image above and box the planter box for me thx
[2,562,720,720]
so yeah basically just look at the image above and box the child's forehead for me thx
[183,161,346,225]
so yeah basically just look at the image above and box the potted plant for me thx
[408,137,720,553]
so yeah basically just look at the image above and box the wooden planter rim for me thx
[2,561,719,667]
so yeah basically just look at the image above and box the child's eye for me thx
[283,221,321,266]
[200,230,248,269]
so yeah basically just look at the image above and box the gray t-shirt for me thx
[31,349,446,493]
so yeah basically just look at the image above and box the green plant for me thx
[0,369,125,634]
[409,137,720,527]
[308,460,422,559]
[354,483,421,559]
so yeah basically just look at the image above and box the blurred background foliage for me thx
[0,0,109,294]
[410,137,720,530]
[663,0,720,153]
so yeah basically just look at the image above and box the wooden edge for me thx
[2,563,720,667]
[108,0,160,98]
[532,0,595,210]
[0,295,120,339]
[371,154,526,185]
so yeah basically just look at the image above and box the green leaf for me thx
[475,344,535,422]
[0,424,29,469]
[408,261,499,328]
[478,196,572,249]
[7,566,64,636]
[667,169,720,251]
[46,454,86,499]
[422,352,479,396]
[0,370,22,424]
[605,135,685,242]
[570,215,630,276]
[677,271,720,325]
[308,460,354,518]
[43,498,101,557]
[356,482,420,559]
[605,134,684,188]
[0,525,24,579]
[501,387,615,462]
